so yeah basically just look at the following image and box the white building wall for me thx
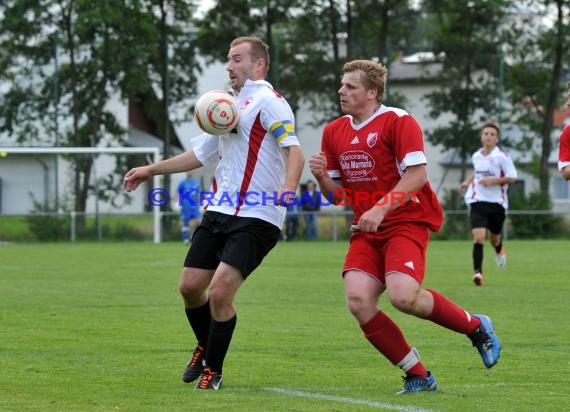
[0,155,53,214]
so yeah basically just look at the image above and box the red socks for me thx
[361,311,427,377]
[358,289,483,378]
[426,289,481,334]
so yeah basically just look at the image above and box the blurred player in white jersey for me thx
[309,59,501,394]
[558,82,570,180]
[459,122,517,285]
[123,36,304,390]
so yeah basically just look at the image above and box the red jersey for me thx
[558,124,570,172]
[322,105,443,232]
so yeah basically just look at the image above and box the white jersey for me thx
[191,79,300,229]
[464,146,517,209]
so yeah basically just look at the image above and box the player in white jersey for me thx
[558,82,570,180]
[123,36,304,390]
[309,59,501,394]
[459,122,517,285]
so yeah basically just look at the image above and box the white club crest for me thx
[367,132,378,148]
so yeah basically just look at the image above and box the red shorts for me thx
[342,223,430,286]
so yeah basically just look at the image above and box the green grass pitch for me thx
[1,240,568,411]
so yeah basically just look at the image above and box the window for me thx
[553,176,570,201]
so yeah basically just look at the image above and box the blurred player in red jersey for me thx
[309,59,501,394]
[558,82,570,180]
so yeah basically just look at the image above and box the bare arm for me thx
[278,145,305,205]
[459,173,474,193]
[562,166,570,180]
[358,164,428,232]
[480,176,515,187]
[460,173,514,190]
[123,150,203,192]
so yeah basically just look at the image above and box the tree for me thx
[349,0,416,63]
[193,0,419,125]
[504,0,569,196]
[421,0,511,188]
[0,0,200,227]
[348,0,418,108]
[192,0,315,113]
[283,0,418,120]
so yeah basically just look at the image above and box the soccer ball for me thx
[194,90,239,135]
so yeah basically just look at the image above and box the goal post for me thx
[0,146,163,243]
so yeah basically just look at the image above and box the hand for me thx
[309,152,327,179]
[123,166,152,192]
[458,181,468,194]
[357,205,387,232]
[277,187,298,206]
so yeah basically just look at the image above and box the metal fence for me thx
[1,209,570,242]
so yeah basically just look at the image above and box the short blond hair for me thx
[230,36,270,75]
[342,60,388,103]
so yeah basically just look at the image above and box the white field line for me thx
[262,387,437,412]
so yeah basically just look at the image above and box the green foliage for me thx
[501,0,570,195]
[192,0,264,64]
[106,220,146,241]
[161,212,184,241]
[22,196,157,241]
[508,190,565,239]
[194,0,341,123]
[434,186,570,240]
[0,0,200,216]
[434,188,470,240]
[193,0,421,126]
[349,0,418,61]
[422,0,509,165]
[0,216,34,242]
[26,200,70,242]
[1,0,568,226]
[92,154,133,209]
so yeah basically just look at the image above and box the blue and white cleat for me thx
[469,314,501,368]
[396,371,437,394]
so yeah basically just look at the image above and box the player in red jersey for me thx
[560,125,570,179]
[309,59,501,394]
[558,82,570,180]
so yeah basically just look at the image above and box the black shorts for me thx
[469,201,506,234]
[184,211,281,278]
